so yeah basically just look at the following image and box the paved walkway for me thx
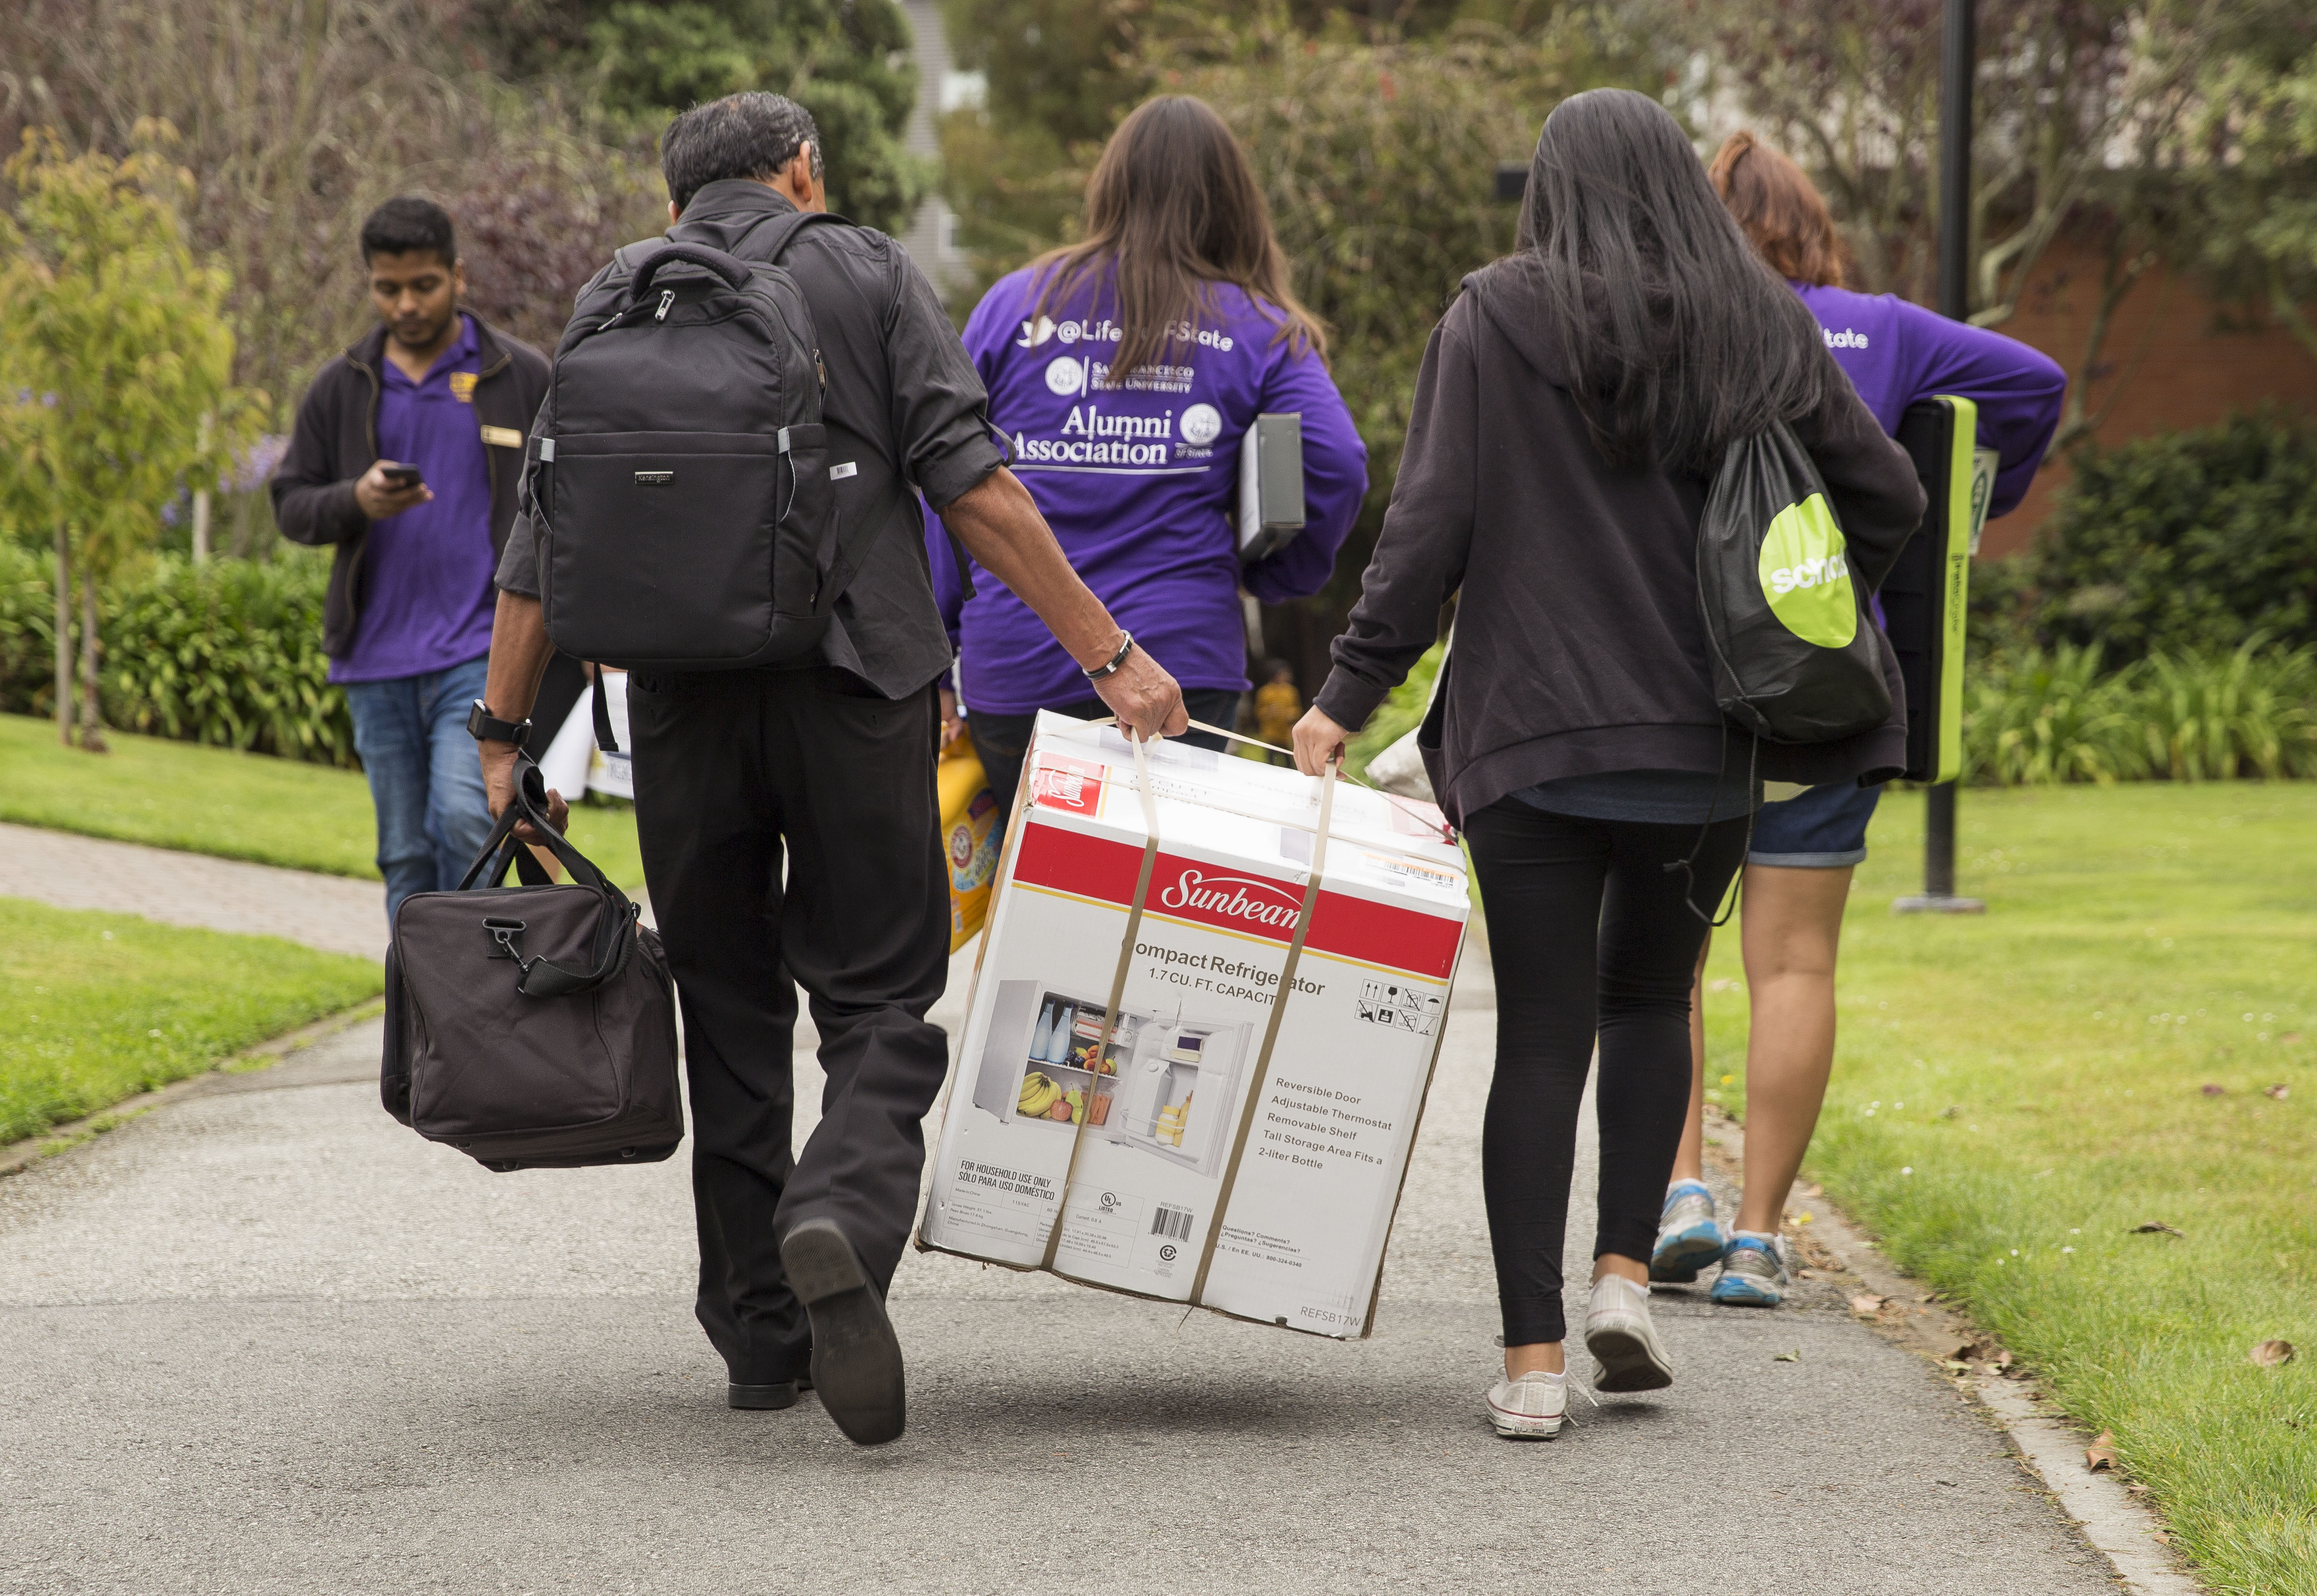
[0,835,2122,1593]
[0,822,387,959]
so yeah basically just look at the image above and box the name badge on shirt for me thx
[479,424,524,449]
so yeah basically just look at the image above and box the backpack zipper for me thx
[655,289,675,323]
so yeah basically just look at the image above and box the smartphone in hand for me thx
[380,462,424,490]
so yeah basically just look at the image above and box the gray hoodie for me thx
[1315,254,1926,829]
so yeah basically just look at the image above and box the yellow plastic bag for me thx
[938,728,1001,951]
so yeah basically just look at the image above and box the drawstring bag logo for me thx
[1756,495,1857,648]
[1695,421,1891,745]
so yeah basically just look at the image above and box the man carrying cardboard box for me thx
[473,93,1184,1448]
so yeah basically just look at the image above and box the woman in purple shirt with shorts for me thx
[1651,133,2068,1307]
[927,96,1367,820]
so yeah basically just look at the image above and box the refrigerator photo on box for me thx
[1102,1012,1250,1178]
[967,981,1250,1176]
[969,980,1141,1132]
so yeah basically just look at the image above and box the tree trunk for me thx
[77,567,107,753]
[53,525,74,746]
[191,411,214,561]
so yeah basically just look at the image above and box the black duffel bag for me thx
[382,756,682,1172]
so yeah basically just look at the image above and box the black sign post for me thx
[1895,0,1987,915]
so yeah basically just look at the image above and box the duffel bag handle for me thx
[456,754,640,999]
[630,242,751,298]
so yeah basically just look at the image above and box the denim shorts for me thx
[1747,780,1883,868]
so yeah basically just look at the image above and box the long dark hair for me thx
[1520,88,1830,473]
[1032,96,1326,375]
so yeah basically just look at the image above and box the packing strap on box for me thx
[1172,717,1456,843]
[1033,724,1342,1311]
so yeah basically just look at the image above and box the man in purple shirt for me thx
[273,199,551,923]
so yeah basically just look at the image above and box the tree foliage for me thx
[0,126,260,742]
[1662,0,2317,453]
[484,0,932,234]
[2172,3,2317,360]
[0,0,667,436]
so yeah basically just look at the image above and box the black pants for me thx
[969,688,1245,825]
[627,668,951,1385]
[1461,798,1751,1345]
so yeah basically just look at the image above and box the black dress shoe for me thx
[727,1380,798,1410]
[779,1218,905,1446]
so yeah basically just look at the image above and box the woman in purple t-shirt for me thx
[1651,133,2067,1309]
[927,96,1368,819]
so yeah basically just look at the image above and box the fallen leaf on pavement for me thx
[2153,1531,2171,1546]
[2251,1339,2297,1368]
[1796,1182,1823,1198]
[2127,1482,2149,1496]
[1993,1349,2015,1370]
[2264,1084,2288,1100]
[2085,1430,2118,1471]
[1953,1340,1991,1361]
[1773,1348,1801,1362]
[1850,1293,1887,1316]
[2130,1221,2185,1237]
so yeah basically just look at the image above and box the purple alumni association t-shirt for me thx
[329,313,499,684]
[1794,283,2066,518]
[926,270,1369,716]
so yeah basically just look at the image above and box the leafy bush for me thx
[2024,412,2317,662]
[0,544,353,764]
[1962,638,2317,785]
[1344,640,1443,778]
[1332,635,2315,789]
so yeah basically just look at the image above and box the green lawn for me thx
[0,898,384,1145]
[1701,782,2315,1596]
[0,711,644,888]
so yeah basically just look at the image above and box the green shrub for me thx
[1961,643,2140,785]
[1963,639,2317,786]
[1344,641,1443,779]
[0,543,353,764]
[2025,412,2317,662]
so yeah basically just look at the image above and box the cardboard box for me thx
[916,713,1469,1338]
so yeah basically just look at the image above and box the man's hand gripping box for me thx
[915,713,1469,1338]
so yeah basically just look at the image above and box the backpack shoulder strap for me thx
[723,208,852,267]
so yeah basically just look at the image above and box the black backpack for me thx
[524,215,861,672]
[382,757,683,1172]
[1695,420,1894,744]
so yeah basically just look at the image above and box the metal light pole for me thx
[1907,0,1985,914]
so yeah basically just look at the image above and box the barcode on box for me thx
[1151,1204,1194,1241]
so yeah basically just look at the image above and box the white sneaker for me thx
[1485,1369,1568,1438]
[1584,1275,1674,1393]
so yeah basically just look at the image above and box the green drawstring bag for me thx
[1695,420,1893,744]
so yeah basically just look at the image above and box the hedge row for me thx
[1962,639,2317,785]
[0,544,354,765]
[1975,411,2317,662]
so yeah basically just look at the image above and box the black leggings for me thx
[1462,797,1751,1345]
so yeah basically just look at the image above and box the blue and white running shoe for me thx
[1650,1180,1726,1283]
[1709,1232,1792,1306]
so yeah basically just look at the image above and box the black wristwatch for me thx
[466,699,533,748]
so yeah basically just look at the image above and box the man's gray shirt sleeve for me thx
[885,247,1005,509]
[496,506,541,598]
